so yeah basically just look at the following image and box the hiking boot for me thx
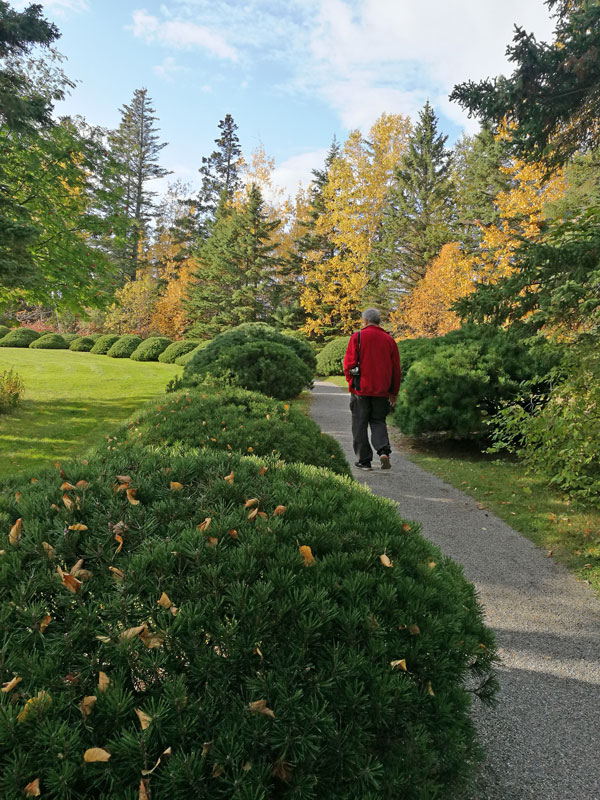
[354,461,372,471]
[380,454,391,470]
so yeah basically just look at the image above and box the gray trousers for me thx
[350,395,391,464]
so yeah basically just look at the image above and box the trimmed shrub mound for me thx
[316,336,350,376]
[0,325,10,339]
[69,336,96,352]
[90,334,121,355]
[0,328,40,348]
[174,342,208,366]
[182,339,313,400]
[61,333,80,345]
[124,387,350,476]
[158,340,200,364]
[107,334,143,359]
[395,326,560,438]
[130,336,172,362]
[29,333,68,350]
[0,443,497,800]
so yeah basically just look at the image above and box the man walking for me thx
[343,308,401,471]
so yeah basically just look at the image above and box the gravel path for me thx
[310,380,600,800]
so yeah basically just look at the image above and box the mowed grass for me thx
[0,348,181,479]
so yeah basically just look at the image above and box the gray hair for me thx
[362,308,381,325]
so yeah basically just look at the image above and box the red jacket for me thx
[343,325,401,397]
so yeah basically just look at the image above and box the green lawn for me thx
[0,348,181,479]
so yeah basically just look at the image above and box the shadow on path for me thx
[310,380,600,800]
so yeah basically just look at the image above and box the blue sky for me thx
[16,0,556,198]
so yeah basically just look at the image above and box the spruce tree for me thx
[185,184,280,338]
[375,101,455,292]
[453,124,510,249]
[109,88,170,278]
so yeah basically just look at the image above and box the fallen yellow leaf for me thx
[68,523,88,532]
[139,778,150,800]
[15,491,22,503]
[380,554,393,568]
[170,481,183,491]
[116,475,132,484]
[70,558,84,575]
[9,518,22,546]
[247,507,258,521]
[120,624,147,641]
[197,517,211,532]
[76,480,89,489]
[126,488,140,505]
[57,567,81,594]
[390,659,407,671]
[79,695,97,716]
[426,681,435,696]
[158,592,172,609]
[60,481,76,491]
[62,494,74,511]
[98,672,110,692]
[273,505,286,516]
[114,533,123,553]
[244,498,259,509]
[1,675,22,692]
[42,541,55,559]
[299,545,315,566]
[135,708,152,730]
[17,691,51,723]
[228,529,238,540]
[23,778,40,797]
[248,699,275,718]
[141,747,172,776]
[39,615,51,633]
[83,748,111,763]
[401,523,411,532]
[140,629,164,649]
[258,467,268,476]
[224,471,234,484]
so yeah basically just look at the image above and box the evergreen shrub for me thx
[0,328,40,348]
[130,337,172,362]
[123,387,350,476]
[0,443,497,800]
[0,325,10,339]
[61,333,80,345]
[183,340,313,400]
[90,334,121,355]
[158,340,200,364]
[107,335,143,359]
[316,336,350,376]
[29,333,68,350]
[0,368,24,412]
[174,342,209,366]
[395,327,560,438]
[69,336,96,352]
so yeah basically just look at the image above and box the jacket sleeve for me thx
[389,340,401,395]
[343,332,358,384]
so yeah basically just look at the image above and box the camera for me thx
[348,365,360,377]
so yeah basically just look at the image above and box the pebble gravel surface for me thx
[310,381,600,800]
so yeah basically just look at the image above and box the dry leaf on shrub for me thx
[248,699,275,718]
[9,518,22,546]
[23,779,40,797]
[83,748,111,763]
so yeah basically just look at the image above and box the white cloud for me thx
[130,9,238,60]
[270,148,329,199]
[303,0,556,133]
[153,56,191,80]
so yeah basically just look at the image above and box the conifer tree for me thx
[185,184,280,338]
[376,101,455,292]
[109,88,170,278]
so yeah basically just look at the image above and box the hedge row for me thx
[0,384,497,798]
[0,329,199,364]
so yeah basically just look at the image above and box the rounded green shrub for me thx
[183,339,313,400]
[69,336,96,352]
[0,328,40,348]
[106,334,143,359]
[124,387,350,476]
[0,442,497,800]
[316,336,350,376]
[0,325,10,339]
[60,333,80,345]
[90,334,121,355]
[158,340,200,364]
[29,333,68,350]
[174,342,209,366]
[394,328,560,438]
[130,336,172,362]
